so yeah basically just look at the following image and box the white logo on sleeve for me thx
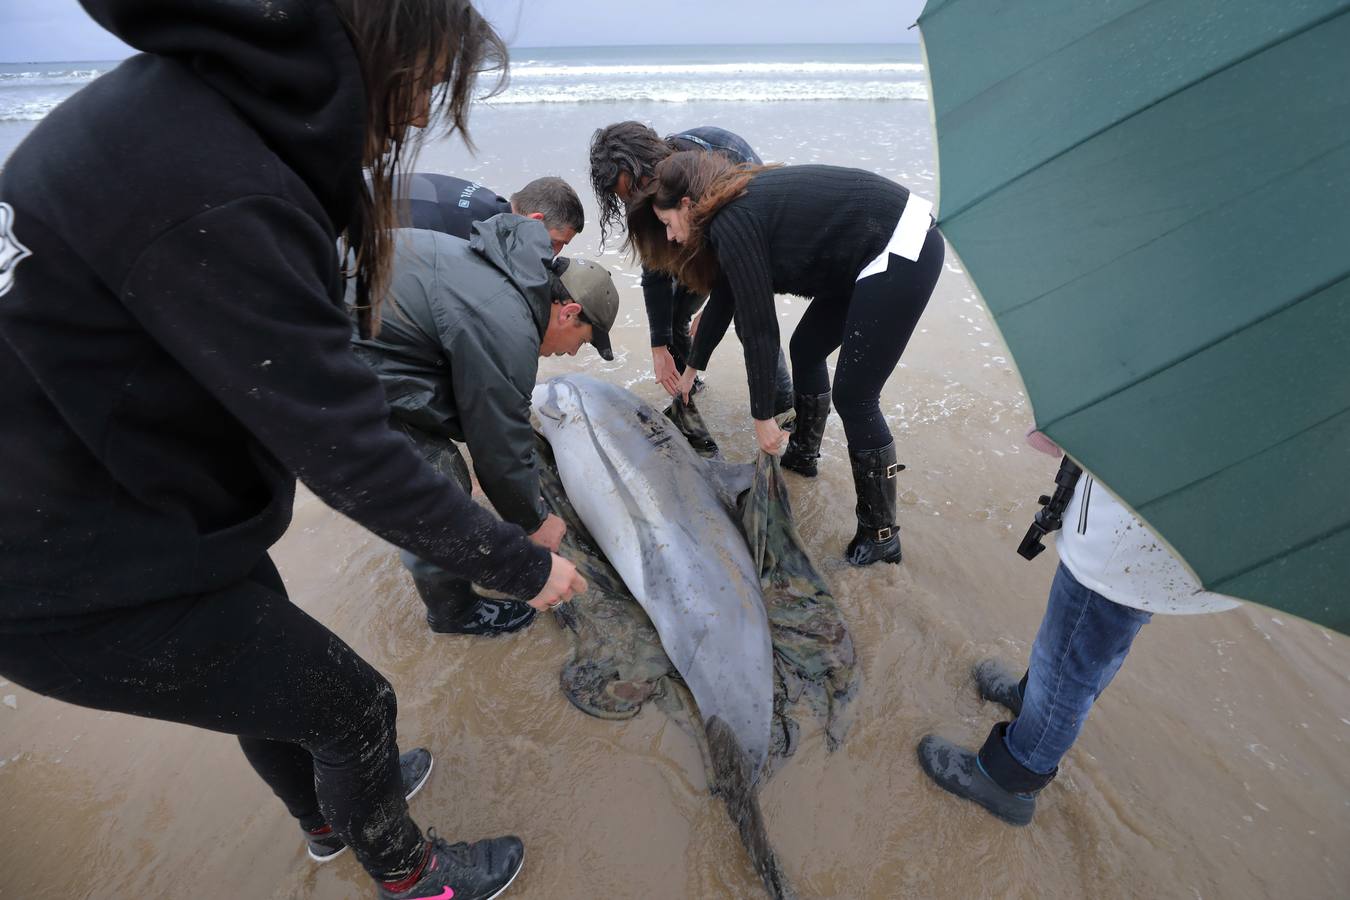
[0,202,33,298]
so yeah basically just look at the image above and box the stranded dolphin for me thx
[531,373,775,773]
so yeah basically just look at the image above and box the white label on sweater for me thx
[856,194,933,281]
[0,203,33,298]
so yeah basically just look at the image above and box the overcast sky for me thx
[0,0,923,63]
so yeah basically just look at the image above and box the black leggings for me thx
[0,559,423,881]
[790,226,945,450]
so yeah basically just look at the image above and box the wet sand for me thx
[2,99,1348,899]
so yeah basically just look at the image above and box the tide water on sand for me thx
[1,44,1348,900]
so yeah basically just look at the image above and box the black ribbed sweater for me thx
[688,165,910,419]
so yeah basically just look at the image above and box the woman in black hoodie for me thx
[0,2,577,897]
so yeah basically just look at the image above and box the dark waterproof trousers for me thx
[789,226,945,450]
[665,279,707,374]
[394,422,477,598]
[0,558,425,881]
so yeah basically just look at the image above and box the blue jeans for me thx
[1005,563,1152,776]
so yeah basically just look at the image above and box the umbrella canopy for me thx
[917,1,1350,633]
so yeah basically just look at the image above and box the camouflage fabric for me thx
[535,433,858,773]
[663,395,719,458]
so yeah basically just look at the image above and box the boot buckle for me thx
[884,463,903,478]
[876,526,894,541]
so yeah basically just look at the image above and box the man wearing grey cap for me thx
[352,214,619,636]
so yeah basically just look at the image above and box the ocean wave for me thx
[0,69,105,87]
[509,61,924,79]
[487,80,928,105]
[0,100,62,122]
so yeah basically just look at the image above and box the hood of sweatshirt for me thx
[469,214,557,339]
[79,0,366,228]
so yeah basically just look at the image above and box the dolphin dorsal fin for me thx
[703,458,756,511]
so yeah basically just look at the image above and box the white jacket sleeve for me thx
[1055,473,1241,615]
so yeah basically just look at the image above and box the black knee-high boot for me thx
[781,391,831,477]
[844,442,903,565]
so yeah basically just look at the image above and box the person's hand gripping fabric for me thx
[675,364,700,402]
[527,552,587,610]
[529,512,567,552]
[754,417,788,456]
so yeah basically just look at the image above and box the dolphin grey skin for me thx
[532,373,775,774]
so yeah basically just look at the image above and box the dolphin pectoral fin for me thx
[703,458,756,511]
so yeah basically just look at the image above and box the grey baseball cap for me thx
[555,257,620,360]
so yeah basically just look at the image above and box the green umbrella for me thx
[916,1,1350,632]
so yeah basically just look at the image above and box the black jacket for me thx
[395,172,512,240]
[0,0,551,632]
[353,218,554,532]
[689,165,909,418]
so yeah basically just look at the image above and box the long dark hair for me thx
[336,0,508,337]
[588,121,674,248]
[624,150,773,295]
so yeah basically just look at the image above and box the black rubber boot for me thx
[844,442,903,565]
[413,571,535,637]
[916,722,1055,827]
[973,659,1026,717]
[781,391,831,477]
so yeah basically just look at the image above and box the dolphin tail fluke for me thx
[707,717,796,900]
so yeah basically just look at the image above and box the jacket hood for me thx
[79,0,366,228]
[469,215,555,337]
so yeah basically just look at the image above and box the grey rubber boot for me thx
[973,659,1026,716]
[844,442,903,565]
[781,391,831,477]
[916,722,1055,827]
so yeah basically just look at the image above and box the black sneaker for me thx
[427,597,535,636]
[973,659,1025,717]
[377,829,524,900]
[307,748,435,862]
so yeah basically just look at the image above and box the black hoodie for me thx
[0,0,552,632]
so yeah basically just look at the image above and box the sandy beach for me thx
[2,77,1349,900]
